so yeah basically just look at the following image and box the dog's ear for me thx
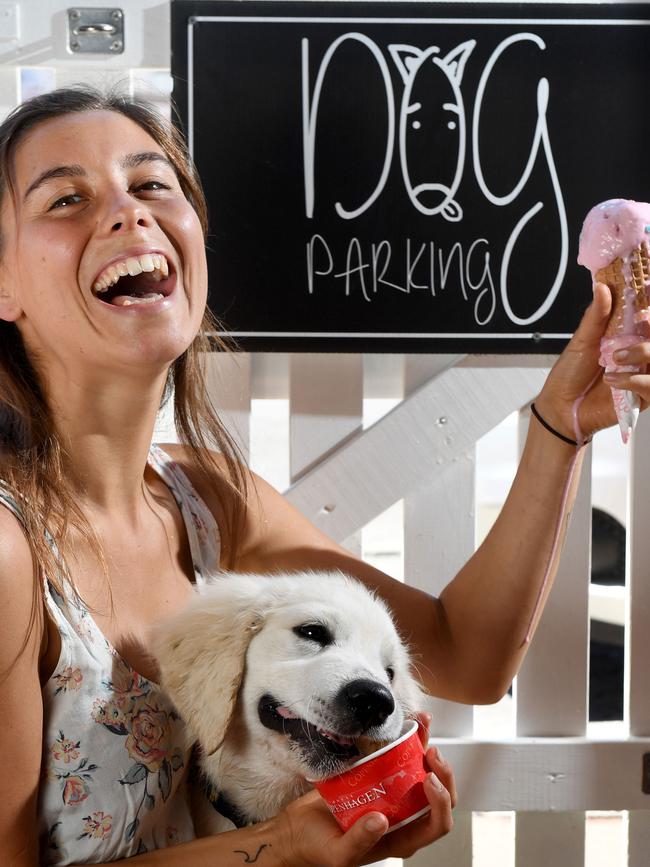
[152,575,268,756]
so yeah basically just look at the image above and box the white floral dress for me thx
[0,445,221,865]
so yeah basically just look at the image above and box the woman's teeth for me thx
[93,252,169,293]
[115,292,165,307]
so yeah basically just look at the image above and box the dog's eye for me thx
[293,623,333,646]
[386,666,395,682]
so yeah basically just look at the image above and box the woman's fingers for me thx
[603,371,650,406]
[423,769,454,827]
[426,745,457,808]
[278,790,390,867]
[557,281,612,364]
[604,371,646,385]
[534,282,611,430]
[414,713,457,805]
[612,342,650,366]
[336,811,389,863]
[563,281,612,355]
[374,770,454,861]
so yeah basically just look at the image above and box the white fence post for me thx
[204,351,252,460]
[514,408,591,866]
[516,812,584,867]
[626,409,650,865]
[402,357,474,867]
[516,423,592,739]
[289,353,364,554]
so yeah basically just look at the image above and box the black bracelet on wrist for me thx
[530,403,591,447]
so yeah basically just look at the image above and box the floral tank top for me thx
[0,445,221,865]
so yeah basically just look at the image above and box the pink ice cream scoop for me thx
[578,199,650,442]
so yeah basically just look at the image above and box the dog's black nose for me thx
[341,679,395,730]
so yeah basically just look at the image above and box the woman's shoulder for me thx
[155,442,273,514]
[154,442,232,501]
[0,483,41,666]
[156,442,229,472]
[154,443,247,553]
[0,490,33,577]
[153,443,285,567]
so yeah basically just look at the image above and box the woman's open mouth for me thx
[91,252,176,308]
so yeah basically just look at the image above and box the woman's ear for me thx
[0,284,22,322]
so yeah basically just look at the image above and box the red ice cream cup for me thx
[311,719,430,833]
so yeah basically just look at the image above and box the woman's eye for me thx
[49,193,83,210]
[135,180,171,193]
[293,623,333,646]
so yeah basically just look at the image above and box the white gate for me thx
[197,349,650,867]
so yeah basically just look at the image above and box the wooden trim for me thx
[286,366,547,541]
[432,738,650,812]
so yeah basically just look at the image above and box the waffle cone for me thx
[596,245,650,337]
[595,243,650,443]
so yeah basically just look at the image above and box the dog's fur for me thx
[153,571,425,833]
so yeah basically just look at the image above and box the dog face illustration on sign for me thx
[390,40,475,221]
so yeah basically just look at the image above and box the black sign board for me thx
[171,2,650,352]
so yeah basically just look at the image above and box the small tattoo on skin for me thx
[233,844,269,863]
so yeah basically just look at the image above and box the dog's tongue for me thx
[318,729,355,746]
[276,705,299,719]
[276,704,355,746]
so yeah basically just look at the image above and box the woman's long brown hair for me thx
[0,86,248,664]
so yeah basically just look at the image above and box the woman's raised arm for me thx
[208,282,646,706]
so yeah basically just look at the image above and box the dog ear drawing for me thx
[152,574,269,756]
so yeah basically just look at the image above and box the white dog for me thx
[153,570,425,833]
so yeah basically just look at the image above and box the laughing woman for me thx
[0,87,644,867]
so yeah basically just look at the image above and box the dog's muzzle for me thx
[336,678,395,731]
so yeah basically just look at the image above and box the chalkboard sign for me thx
[171,1,650,352]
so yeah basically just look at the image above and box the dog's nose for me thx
[341,679,395,730]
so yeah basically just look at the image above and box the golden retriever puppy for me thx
[153,571,425,833]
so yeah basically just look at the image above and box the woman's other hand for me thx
[535,281,650,441]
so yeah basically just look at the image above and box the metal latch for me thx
[67,8,123,54]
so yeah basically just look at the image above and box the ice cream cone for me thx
[596,245,650,442]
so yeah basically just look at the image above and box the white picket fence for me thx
[174,349,650,867]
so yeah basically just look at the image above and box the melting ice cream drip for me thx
[578,199,650,442]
